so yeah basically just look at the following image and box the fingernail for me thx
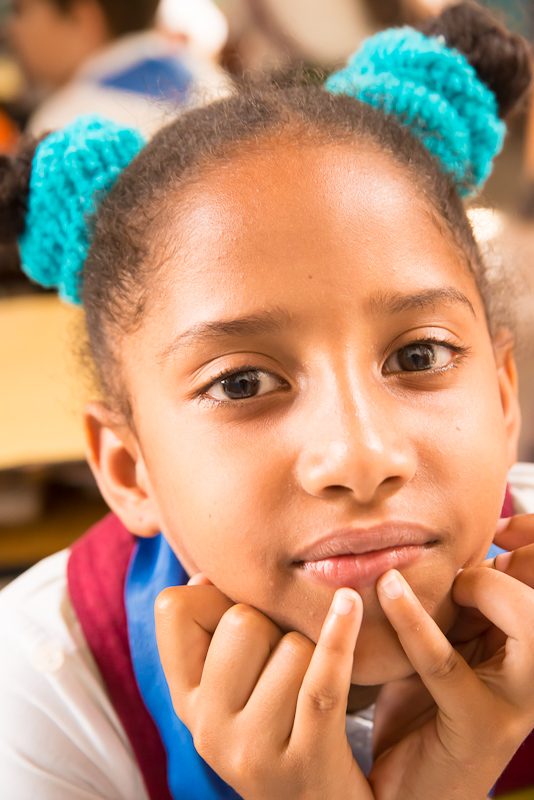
[495,517,511,535]
[379,571,404,600]
[333,590,355,615]
[494,551,513,572]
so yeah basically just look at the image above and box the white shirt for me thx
[0,549,149,799]
[1,462,533,799]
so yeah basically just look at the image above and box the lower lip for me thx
[298,545,429,590]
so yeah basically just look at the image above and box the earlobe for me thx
[84,401,160,537]
[493,331,521,469]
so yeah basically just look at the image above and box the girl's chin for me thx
[349,594,458,687]
[350,648,415,686]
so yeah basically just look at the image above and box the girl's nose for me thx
[295,389,416,506]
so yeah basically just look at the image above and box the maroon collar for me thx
[68,514,173,800]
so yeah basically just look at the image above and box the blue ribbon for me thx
[125,534,242,800]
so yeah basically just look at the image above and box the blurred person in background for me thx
[0,0,228,289]
[219,0,435,76]
[5,0,228,138]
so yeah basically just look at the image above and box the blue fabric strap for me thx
[326,27,506,197]
[125,535,242,800]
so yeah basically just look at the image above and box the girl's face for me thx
[104,141,519,685]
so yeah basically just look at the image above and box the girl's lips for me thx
[297,544,431,590]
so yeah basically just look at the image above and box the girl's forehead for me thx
[182,140,422,234]
[151,141,481,319]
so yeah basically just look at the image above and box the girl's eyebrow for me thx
[157,307,293,362]
[157,288,475,363]
[366,287,476,317]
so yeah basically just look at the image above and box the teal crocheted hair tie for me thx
[19,115,146,305]
[325,27,506,197]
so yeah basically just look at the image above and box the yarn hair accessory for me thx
[325,27,506,197]
[19,115,146,305]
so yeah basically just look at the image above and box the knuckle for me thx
[485,714,527,758]
[222,604,276,640]
[169,690,191,721]
[503,717,527,746]
[193,718,219,759]
[154,587,187,620]
[229,742,261,777]
[512,715,534,748]
[425,647,459,680]
[320,637,347,659]
[279,631,314,660]
[223,603,260,629]
[302,678,341,714]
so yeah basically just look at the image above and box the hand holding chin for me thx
[155,575,372,800]
[371,550,534,800]
[155,555,534,800]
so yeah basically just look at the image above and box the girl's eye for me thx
[204,370,282,401]
[385,342,457,373]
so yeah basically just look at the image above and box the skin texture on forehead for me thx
[143,135,477,329]
[86,140,520,694]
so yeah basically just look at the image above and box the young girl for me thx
[2,2,534,798]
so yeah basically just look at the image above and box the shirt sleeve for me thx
[0,550,149,800]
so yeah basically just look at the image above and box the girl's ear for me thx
[493,330,521,469]
[84,401,160,537]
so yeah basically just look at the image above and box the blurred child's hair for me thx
[47,0,159,37]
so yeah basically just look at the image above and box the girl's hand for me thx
[487,513,534,589]
[370,565,534,800]
[155,579,373,800]
[155,549,534,800]
[448,513,534,658]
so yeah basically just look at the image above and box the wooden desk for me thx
[0,295,87,469]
